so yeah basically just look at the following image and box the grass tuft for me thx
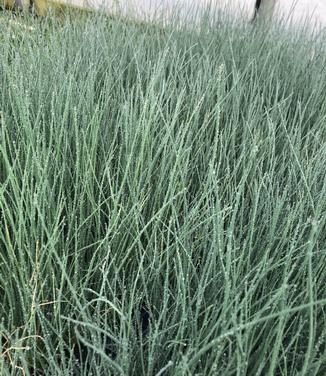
[0,9,326,375]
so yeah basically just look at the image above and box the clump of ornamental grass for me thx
[0,8,325,376]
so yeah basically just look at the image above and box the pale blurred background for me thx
[54,0,326,30]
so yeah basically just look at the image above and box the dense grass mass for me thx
[0,10,326,375]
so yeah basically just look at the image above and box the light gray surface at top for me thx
[55,0,326,30]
